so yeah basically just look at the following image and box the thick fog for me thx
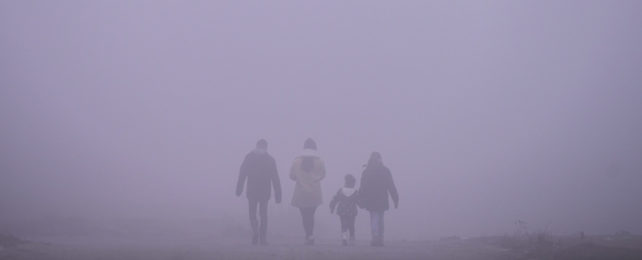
[1,1,641,241]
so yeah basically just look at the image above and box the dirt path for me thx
[1,239,512,260]
[3,236,642,260]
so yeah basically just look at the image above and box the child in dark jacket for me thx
[329,174,359,246]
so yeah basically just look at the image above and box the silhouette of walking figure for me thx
[359,152,398,247]
[236,139,282,245]
[290,138,326,245]
[329,174,359,246]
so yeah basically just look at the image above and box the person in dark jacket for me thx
[358,152,398,247]
[329,174,359,246]
[236,139,282,245]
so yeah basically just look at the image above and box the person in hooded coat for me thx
[290,138,326,245]
[329,174,359,246]
[236,139,282,245]
[359,152,398,247]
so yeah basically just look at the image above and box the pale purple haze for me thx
[1,0,641,241]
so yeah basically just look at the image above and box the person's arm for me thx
[329,189,340,213]
[271,158,282,203]
[387,169,399,209]
[357,171,367,209]
[289,159,298,181]
[316,159,326,182]
[235,155,249,197]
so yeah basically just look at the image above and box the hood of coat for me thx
[252,148,267,155]
[299,148,319,158]
[341,187,357,197]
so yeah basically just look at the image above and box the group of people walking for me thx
[235,138,399,247]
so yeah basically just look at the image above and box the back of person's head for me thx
[344,174,356,188]
[303,138,317,150]
[367,152,383,168]
[256,139,268,149]
[301,138,317,172]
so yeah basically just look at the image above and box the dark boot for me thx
[305,235,315,246]
[371,236,384,247]
[252,233,259,246]
[375,237,384,247]
[259,233,268,246]
[341,232,349,246]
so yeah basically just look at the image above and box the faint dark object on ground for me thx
[440,236,461,242]
[0,233,26,249]
[555,242,642,260]
[478,230,642,260]
[614,230,634,239]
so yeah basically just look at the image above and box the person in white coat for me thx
[290,138,326,245]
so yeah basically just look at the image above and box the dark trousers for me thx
[248,198,268,243]
[340,215,356,238]
[299,207,317,238]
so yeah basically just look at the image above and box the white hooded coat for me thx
[290,149,326,208]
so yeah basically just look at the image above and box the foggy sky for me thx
[1,1,642,239]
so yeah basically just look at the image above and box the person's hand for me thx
[394,201,399,209]
[275,196,282,204]
[329,205,334,214]
[235,190,242,197]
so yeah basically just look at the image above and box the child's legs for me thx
[347,215,356,238]
[340,215,349,234]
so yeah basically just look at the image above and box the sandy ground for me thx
[2,235,642,260]
[0,237,512,260]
